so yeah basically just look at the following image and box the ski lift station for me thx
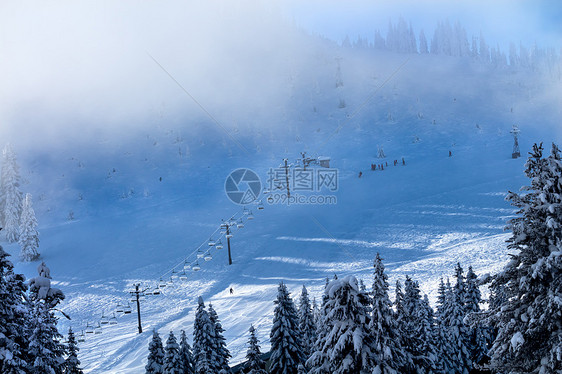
[318,156,330,168]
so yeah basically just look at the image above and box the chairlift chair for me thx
[78,331,86,342]
[243,207,249,215]
[226,233,233,239]
[171,270,179,281]
[152,286,161,296]
[115,303,124,314]
[247,211,254,220]
[183,260,191,271]
[94,323,102,335]
[85,323,94,334]
[109,313,118,325]
[192,261,201,272]
[196,249,204,259]
[123,303,132,314]
[159,278,167,288]
[215,240,223,249]
[100,313,109,325]
[204,251,213,261]
[179,270,188,281]
[208,238,216,246]
[257,201,265,210]
[237,218,244,229]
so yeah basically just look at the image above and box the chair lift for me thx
[94,323,102,334]
[196,249,204,259]
[171,270,179,281]
[208,237,216,247]
[179,270,188,281]
[237,218,245,229]
[215,239,223,249]
[204,251,213,261]
[123,303,132,314]
[152,286,161,295]
[257,201,265,210]
[183,260,191,271]
[247,211,254,220]
[159,278,167,288]
[100,313,109,325]
[85,323,94,334]
[109,313,118,325]
[192,261,201,271]
[243,207,249,215]
[78,331,86,342]
[115,302,124,314]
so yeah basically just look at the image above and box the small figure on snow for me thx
[230,287,234,295]
[358,171,363,178]
[402,157,405,165]
[449,150,452,157]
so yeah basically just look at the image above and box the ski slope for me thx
[3,38,562,373]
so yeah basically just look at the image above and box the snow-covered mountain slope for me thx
[3,36,562,372]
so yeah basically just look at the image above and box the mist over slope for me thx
[1,3,562,372]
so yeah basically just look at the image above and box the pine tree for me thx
[443,268,471,373]
[402,276,433,372]
[298,285,316,358]
[178,330,194,374]
[370,254,405,373]
[434,278,455,373]
[419,295,438,373]
[0,246,29,374]
[245,325,266,374]
[1,144,23,243]
[163,331,183,374]
[192,297,216,374]
[464,266,488,366]
[27,262,66,374]
[419,29,429,54]
[146,330,165,374]
[312,297,320,327]
[208,303,230,372]
[307,276,375,374]
[270,282,305,374]
[63,328,83,374]
[392,279,407,370]
[490,143,562,373]
[19,193,40,262]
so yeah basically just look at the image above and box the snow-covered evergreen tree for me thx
[402,276,434,372]
[0,144,23,243]
[307,276,375,374]
[192,297,216,374]
[298,285,316,358]
[490,143,562,373]
[163,331,183,374]
[464,266,488,366]
[19,193,40,262]
[434,278,455,373]
[63,328,83,374]
[0,246,29,374]
[312,297,320,327]
[208,303,230,372]
[270,282,305,374]
[370,254,405,373]
[146,330,165,374]
[419,29,429,54]
[442,267,471,373]
[27,262,66,374]
[245,325,266,374]
[178,330,194,374]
